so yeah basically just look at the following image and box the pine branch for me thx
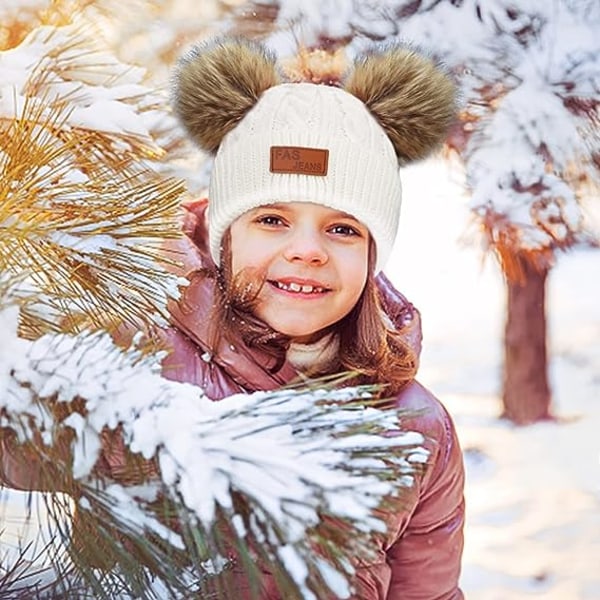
[0,318,427,599]
[1,33,188,337]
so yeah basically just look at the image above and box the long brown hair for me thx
[205,232,417,395]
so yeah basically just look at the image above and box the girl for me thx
[162,37,465,599]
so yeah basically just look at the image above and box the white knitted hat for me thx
[208,82,401,272]
[173,38,457,273]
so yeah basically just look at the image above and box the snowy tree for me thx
[232,0,600,424]
[399,0,600,424]
[0,3,189,336]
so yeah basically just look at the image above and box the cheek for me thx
[231,241,270,278]
[229,232,273,291]
[229,223,245,274]
[230,241,243,275]
[350,248,369,287]
[229,224,266,276]
[337,250,368,310]
[352,273,368,306]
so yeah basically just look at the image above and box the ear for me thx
[172,37,281,153]
[344,43,458,164]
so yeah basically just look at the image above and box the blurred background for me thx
[1,1,599,598]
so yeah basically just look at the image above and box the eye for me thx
[329,223,362,237]
[255,214,286,227]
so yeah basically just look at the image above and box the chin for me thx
[282,326,331,344]
[269,322,320,341]
[262,312,333,341]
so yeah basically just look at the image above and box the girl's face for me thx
[229,202,370,342]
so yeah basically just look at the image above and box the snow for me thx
[316,556,353,598]
[98,483,185,549]
[0,0,47,11]
[387,158,600,599]
[69,101,151,137]
[0,23,163,150]
[1,1,599,597]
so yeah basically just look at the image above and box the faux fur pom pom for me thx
[345,45,458,164]
[172,38,281,153]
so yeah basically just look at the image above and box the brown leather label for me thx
[270,146,329,176]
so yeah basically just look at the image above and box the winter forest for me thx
[0,0,599,599]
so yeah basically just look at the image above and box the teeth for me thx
[275,281,324,293]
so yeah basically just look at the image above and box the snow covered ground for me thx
[1,159,598,598]
[389,159,600,600]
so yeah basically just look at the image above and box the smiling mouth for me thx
[270,280,328,294]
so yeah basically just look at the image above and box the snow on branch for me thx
[0,22,190,337]
[466,84,583,251]
[0,20,183,161]
[393,0,600,257]
[0,305,427,599]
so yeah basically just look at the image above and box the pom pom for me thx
[172,38,281,153]
[345,44,458,163]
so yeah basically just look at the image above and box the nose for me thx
[283,228,328,265]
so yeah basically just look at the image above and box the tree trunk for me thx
[502,256,553,425]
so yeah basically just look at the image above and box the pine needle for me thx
[1,326,427,599]
[1,67,186,337]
